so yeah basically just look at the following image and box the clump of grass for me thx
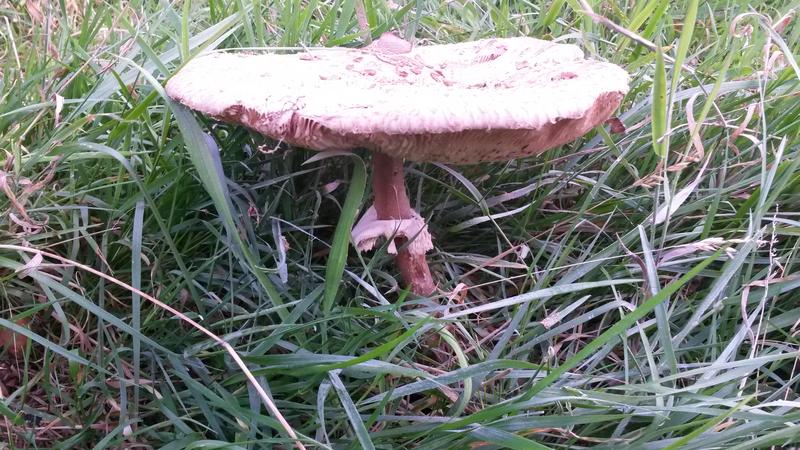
[1,0,799,448]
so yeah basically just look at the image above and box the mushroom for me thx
[166,34,629,296]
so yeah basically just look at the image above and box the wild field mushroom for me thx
[166,34,629,296]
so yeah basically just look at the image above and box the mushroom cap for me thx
[166,36,628,164]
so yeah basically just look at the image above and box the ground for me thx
[1,0,799,448]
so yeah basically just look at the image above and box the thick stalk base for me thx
[395,251,436,296]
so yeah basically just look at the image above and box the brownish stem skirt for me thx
[371,152,436,296]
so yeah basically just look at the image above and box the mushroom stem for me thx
[371,153,436,296]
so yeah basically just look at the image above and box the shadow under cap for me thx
[165,37,629,164]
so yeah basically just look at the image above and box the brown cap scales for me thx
[166,36,629,164]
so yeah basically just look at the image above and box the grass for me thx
[1,0,800,448]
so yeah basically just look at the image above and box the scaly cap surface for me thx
[166,36,629,164]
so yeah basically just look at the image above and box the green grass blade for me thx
[669,0,699,97]
[444,279,641,318]
[131,200,145,422]
[322,154,366,315]
[652,42,668,157]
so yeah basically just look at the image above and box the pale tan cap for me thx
[166,36,629,164]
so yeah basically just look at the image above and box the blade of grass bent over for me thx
[171,103,287,319]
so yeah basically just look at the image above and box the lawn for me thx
[1,0,799,448]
